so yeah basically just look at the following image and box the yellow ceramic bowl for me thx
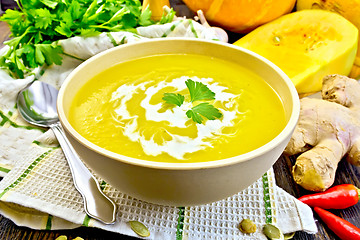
[57,38,300,206]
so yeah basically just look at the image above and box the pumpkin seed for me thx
[55,236,67,240]
[272,35,282,45]
[311,2,322,9]
[129,220,150,237]
[238,218,257,234]
[55,236,84,240]
[284,232,295,239]
[262,224,284,240]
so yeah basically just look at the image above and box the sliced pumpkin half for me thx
[234,9,358,94]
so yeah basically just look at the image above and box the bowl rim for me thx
[57,38,300,170]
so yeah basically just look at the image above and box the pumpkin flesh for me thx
[296,0,360,77]
[234,10,358,93]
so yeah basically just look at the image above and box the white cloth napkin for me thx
[0,20,318,239]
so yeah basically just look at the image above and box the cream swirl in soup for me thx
[69,54,286,163]
[110,76,241,159]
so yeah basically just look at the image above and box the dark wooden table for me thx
[1,4,360,240]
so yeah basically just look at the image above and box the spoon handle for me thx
[50,122,117,224]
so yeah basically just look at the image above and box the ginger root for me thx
[284,74,360,191]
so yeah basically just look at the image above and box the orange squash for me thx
[234,10,358,93]
[182,0,296,33]
[296,0,360,78]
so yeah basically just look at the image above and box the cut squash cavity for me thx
[234,9,358,93]
[296,0,360,78]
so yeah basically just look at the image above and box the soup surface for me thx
[69,53,286,163]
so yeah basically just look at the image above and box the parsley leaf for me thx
[162,79,223,124]
[68,1,81,20]
[55,21,73,38]
[40,0,59,9]
[138,6,153,26]
[186,103,223,124]
[162,93,185,107]
[185,79,216,102]
[159,7,176,24]
[34,8,54,29]
[0,9,24,25]
[36,43,63,66]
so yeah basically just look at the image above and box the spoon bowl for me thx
[17,81,59,127]
[17,80,117,224]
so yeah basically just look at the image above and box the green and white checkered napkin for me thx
[0,19,317,239]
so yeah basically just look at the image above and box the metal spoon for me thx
[17,80,117,224]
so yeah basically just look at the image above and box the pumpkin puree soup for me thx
[69,54,286,163]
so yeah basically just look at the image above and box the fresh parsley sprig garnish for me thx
[186,79,216,102]
[186,102,222,124]
[162,93,184,107]
[162,79,223,124]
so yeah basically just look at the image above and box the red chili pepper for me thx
[298,184,360,209]
[314,207,360,240]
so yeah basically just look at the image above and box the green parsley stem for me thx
[14,0,23,12]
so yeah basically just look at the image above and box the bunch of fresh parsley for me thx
[0,0,170,78]
[163,79,223,124]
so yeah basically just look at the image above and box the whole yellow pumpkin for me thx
[182,0,296,33]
